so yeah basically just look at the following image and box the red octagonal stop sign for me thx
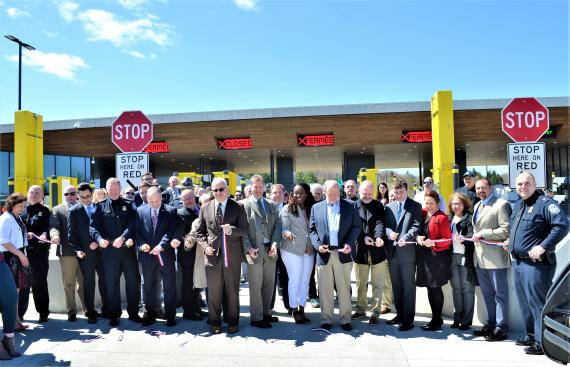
[111,111,153,153]
[501,97,549,143]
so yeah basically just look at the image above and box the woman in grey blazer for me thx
[281,183,316,324]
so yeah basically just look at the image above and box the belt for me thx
[264,242,271,247]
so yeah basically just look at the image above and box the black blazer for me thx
[176,206,200,265]
[450,212,479,286]
[68,204,95,252]
[353,199,387,265]
[309,199,362,265]
[384,198,422,263]
[90,197,136,246]
[135,204,179,264]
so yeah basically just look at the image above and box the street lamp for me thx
[4,35,35,110]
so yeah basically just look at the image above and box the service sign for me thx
[507,143,546,188]
[217,137,253,150]
[401,130,432,143]
[297,134,334,147]
[116,152,149,189]
[143,141,170,153]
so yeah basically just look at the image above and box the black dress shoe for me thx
[166,319,176,327]
[473,325,493,337]
[183,313,204,321]
[524,343,544,355]
[421,323,441,331]
[87,317,98,324]
[458,324,471,331]
[250,320,272,329]
[39,314,49,323]
[211,325,222,334]
[128,315,143,323]
[341,323,353,331]
[68,314,77,322]
[320,323,332,331]
[450,322,460,329]
[369,315,379,325]
[142,317,156,327]
[485,328,508,342]
[351,312,366,320]
[264,315,279,323]
[227,325,239,334]
[386,317,402,325]
[109,318,120,327]
[515,335,535,346]
[398,323,414,332]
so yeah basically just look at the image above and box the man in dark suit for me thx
[162,176,181,205]
[309,180,361,331]
[135,187,180,327]
[384,178,422,331]
[68,182,110,324]
[50,185,85,322]
[175,188,202,320]
[196,177,248,334]
[90,178,141,327]
[351,180,386,325]
[134,172,153,207]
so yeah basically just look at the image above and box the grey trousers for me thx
[248,252,277,322]
[450,253,475,325]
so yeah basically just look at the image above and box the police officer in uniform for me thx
[508,171,569,355]
[90,178,142,327]
[19,185,52,323]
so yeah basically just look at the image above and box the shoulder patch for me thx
[548,204,561,214]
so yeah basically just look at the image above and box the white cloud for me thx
[117,0,149,10]
[6,7,31,18]
[78,9,174,48]
[43,30,58,38]
[124,49,145,58]
[7,50,89,81]
[57,0,79,22]
[234,0,258,11]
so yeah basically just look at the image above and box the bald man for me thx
[135,187,181,327]
[19,185,52,323]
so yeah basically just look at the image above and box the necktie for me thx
[397,202,403,221]
[152,209,158,232]
[256,199,266,220]
[475,204,484,222]
[86,206,92,220]
[216,203,223,227]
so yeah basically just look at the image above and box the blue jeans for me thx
[476,266,509,331]
[0,260,18,334]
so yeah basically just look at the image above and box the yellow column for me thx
[430,91,455,205]
[14,111,44,194]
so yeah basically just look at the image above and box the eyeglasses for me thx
[211,188,225,193]
[423,181,433,184]
[79,195,92,199]
[64,192,77,196]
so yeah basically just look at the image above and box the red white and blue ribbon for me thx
[157,251,164,267]
[222,232,229,268]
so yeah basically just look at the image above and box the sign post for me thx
[115,153,149,189]
[502,98,549,188]
[507,143,546,188]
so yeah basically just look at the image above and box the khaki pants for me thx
[381,260,393,308]
[317,251,352,325]
[59,256,85,315]
[355,259,389,315]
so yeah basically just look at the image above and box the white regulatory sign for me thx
[507,142,546,188]
[115,152,149,189]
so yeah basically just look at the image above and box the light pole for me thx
[4,35,35,110]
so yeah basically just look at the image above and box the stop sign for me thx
[501,98,549,143]
[111,111,153,153]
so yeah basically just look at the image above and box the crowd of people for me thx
[0,169,567,360]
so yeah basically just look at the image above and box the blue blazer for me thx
[135,204,180,264]
[309,199,362,265]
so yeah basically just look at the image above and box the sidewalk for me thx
[1,284,555,367]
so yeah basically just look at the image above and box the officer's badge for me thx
[38,211,43,217]
[548,204,561,214]
[528,206,533,214]
[122,206,127,212]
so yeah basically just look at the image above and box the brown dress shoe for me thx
[211,325,222,334]
[227,325,239,334]
[380,306,391,315]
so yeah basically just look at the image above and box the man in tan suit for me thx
[471,178,512,342]
[241,175,282,328]
[50,185,85,322]
[196,178,248,334]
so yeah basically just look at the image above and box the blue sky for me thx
[0,0,568,124]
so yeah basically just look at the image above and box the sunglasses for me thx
[211,188,225,193]
[423,181,434,184]
[125,192,135,196]
[64,192,77,196]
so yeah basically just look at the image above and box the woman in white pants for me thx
[281,183,316,324]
